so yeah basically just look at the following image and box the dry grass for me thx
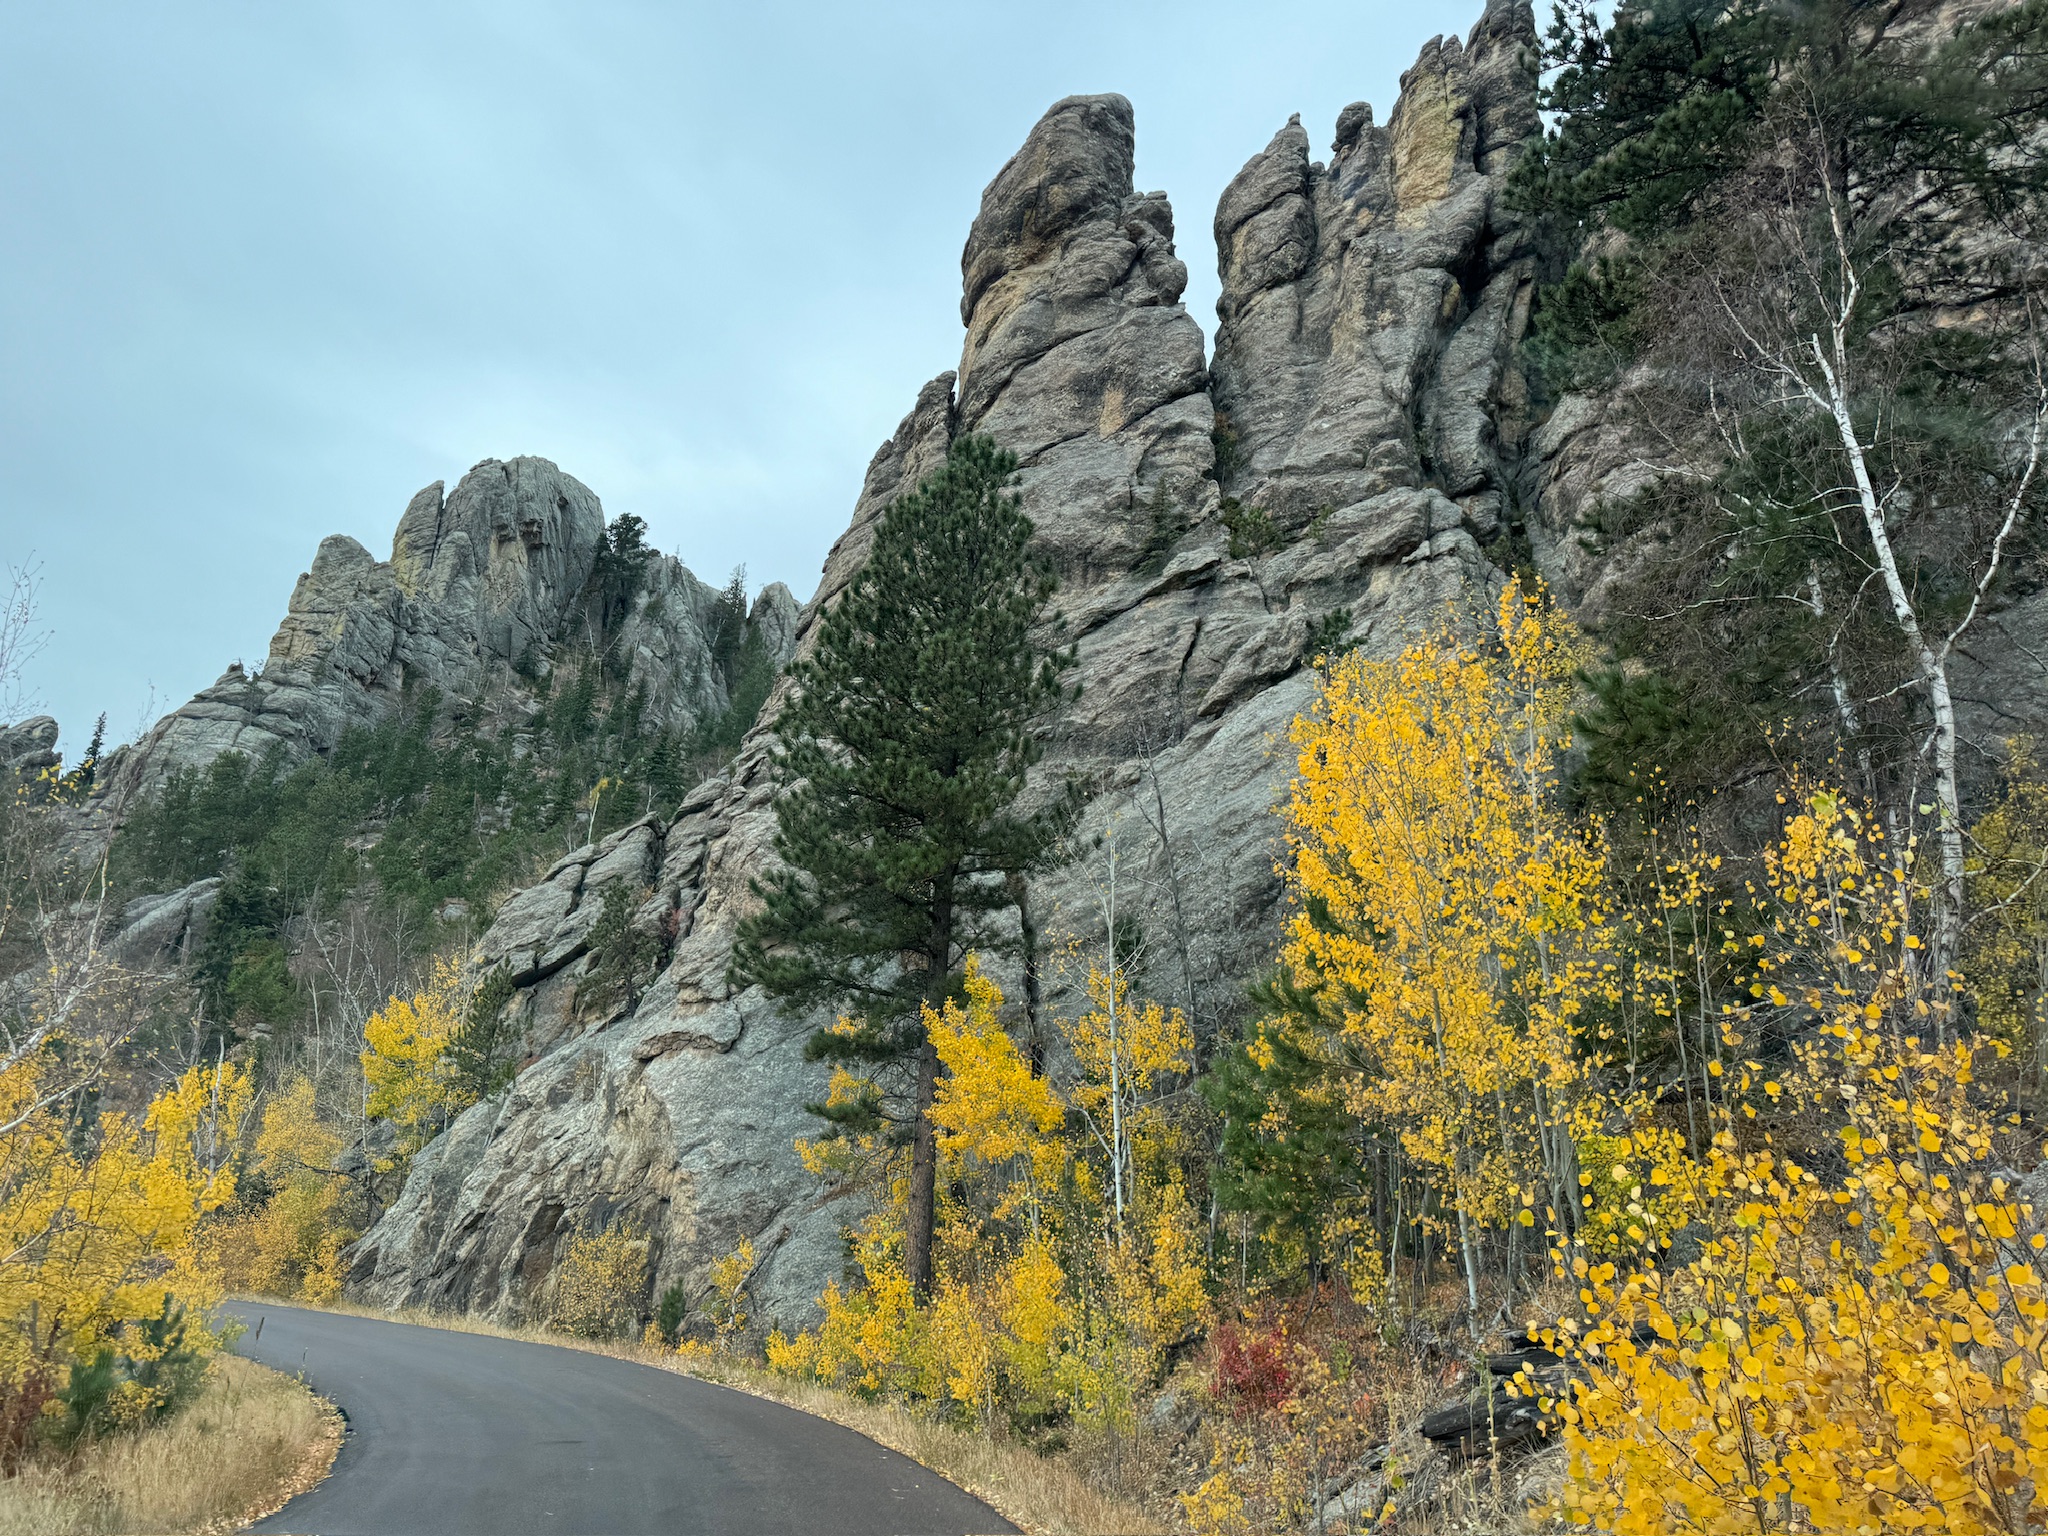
[244,1294,1165,1536]
[0,1353,341,1536]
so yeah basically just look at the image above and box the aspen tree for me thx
[1255,580,1603,1324]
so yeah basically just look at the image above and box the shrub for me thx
[1220,499,1282,559]
[1210,1321,1292,1417]
[705,1239,754,1353]
[547,1225,647,1340]
[1549,1029,2048,1534]
[56,1299,207,1443]
[652,1282,689,1348]
[0,1058,247,1455]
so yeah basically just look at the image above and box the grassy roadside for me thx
[0,1353,341,1536]
[238,1295,1166,1536]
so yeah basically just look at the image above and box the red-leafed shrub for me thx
[1210,1320,1292,1416]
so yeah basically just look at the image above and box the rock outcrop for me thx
[107,878,222,969]
[0,716,60,779]
[1210,0,1537,545]
[347,380,974,1325]
[94,457,796,808]
[350,9,1545,1331]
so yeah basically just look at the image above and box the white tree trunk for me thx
[1808,337,1964,1007]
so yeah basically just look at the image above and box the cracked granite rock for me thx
[350,23,1536,1329]
[91,457,797,808]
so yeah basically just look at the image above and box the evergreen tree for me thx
[1510,0,1789,240]
[65,713,106,796]
[1201,978,1363,1287]
[708,566,749,685]
[588,513,654,633]
[730,434,1077,1297]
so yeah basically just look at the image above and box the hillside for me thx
[8,0,2048,1527]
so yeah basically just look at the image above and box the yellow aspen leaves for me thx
[1271,577,1606,1297]
[0,1056,248,1399]
[929,958,1063,1227]
[768,960,1207,1432]
[1553,1029,2048,1534]
[198,1076,353,1302]
[361,955,471,1160]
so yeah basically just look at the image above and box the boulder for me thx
[107,877,222,969]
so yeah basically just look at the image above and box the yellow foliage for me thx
[0,1057,248,1393]
[706,1237,755,1351]
[1576,1128,1690,1259]
[360,956,471,1161]
[1553,1036,2047,1528]
[547,1225,647,1340]
[1182,1440,1256,1536]
[1271,577,1606,1294]
[769,962,1213,1432]
[1539,783,2048,1531]
[201,1077,354,1302]
[930,957,1064,1227]
[1966,741,2048,1060]
[1061,963,1193,1230]
[930,1274,1000,1419]
[780,1222,927,1396]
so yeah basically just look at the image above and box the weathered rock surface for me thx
[1210,0,1537,548]
[91,458,795,809]
[350,18,1544,1332]
[0,716,60,779]
[107,878,223,969]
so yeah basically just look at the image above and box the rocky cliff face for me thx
[348,0,1560,1329]
[1211,0,1536,544]
[95,456,798,809]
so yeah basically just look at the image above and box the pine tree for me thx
[589,513,653,633]
[730,434,1076,1297]
[1509,0,1789,240]
[1201,977,1363,1287]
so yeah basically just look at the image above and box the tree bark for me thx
[905,1036,941,1300]
[1809,337,1965,1005]
[905,884,956,1301]
[1005,872,1044,1075]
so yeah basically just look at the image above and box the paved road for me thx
[225,1302,1016,1536]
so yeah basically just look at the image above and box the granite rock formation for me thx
[0,716,60,780]
[1211,0,1538,547]
[349,2,1556,1330]
[95,457,797,809]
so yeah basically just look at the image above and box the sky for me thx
[2,0,1482,755]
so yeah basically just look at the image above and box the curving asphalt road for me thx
[225,1302,1016,1536]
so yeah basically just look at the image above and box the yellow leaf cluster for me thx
[360,955,471,1161]
[198,1076,353,1303]
[929,959,1064,1227]
[1269,578,1607,1284]
[767,960,1209,1431]
[1964,740,2048,1056]
[1553,1025,2048,1533]
[0,1056,248,1394]
[547,1224,648,1340]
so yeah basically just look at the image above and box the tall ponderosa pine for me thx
[731,435,1076,1297]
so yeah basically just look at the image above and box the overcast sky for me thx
[3,0,1482,753]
